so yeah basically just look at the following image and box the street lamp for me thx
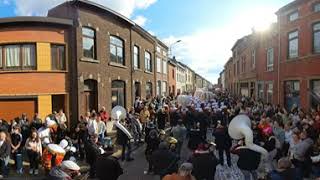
[169,40,182,57]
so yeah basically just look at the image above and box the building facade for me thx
[48,0,162,124]
[0,17,72,123]
[185,66,195,94]
[155,40,169,97]
[168,58,177,96]
[176,62,186,95]
[223,0,320,110]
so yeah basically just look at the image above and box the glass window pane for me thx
[289,11,299,21]
[83,37,94,58]
[314,31,320,53]
[82,27,94,37]
[157,58,161,72]
[22,44,35,67]
[163,60,167,74]
[314,23,320,31]
[289,31,298,39]
[5,45,20,67]
[289,38,298,58]
[314,3,320,12]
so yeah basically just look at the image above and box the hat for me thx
[159,130,166,135]
[48,144,66,155]
[179,163,193,171]
[168,137,178,144]
[59,139,68,149]
[61,160,80,171]
[46,118,57,128]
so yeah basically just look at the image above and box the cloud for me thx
[162,6,277,84]
[133,15,147,26]
[12,0,157,17]
[1,0,10,5]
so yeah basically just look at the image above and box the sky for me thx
[0,0,294,83]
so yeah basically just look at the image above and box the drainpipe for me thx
[130,29,134,106]
[277,18,281,106]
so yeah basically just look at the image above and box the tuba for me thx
[111,106,133,139]
[228,114,268,155]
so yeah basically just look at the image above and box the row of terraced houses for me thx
[0,0,212,126]
[219,0,320,110]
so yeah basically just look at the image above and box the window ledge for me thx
[109,62,127,69]
[0,70,67,73]
[285,57,299,62]
[144,70,153,74]
[80,57,99,63]
[133,68,142,72]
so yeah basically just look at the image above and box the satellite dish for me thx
[111,105,126,120]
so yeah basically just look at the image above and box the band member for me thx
[42,143,66,175]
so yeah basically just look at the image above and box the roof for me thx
[276,0,304,15]
[231,34,251,51]
[73,0,135,25]
[0,16,73,26]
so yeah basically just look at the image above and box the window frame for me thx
[156,57,161,73]
[313,22,320,54]
[314,2,320,12]
[267,48,274,71]
[145,51,152,72]
[0,43,36,71]
[288,30,299,59]
[163,60,167,74]
[133,45,140,69]
[110,35,125,65]
[51,44,66,71]
[82,27,96,59]
[288,11,299,22]
[251,49,256,69]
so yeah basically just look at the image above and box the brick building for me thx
[168,58,177,96]
[223,0,320,110]
[155,40,169,97]
[0,17,72,123]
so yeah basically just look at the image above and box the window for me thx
[145,51,152,72]
[51,45,66,70]
[310,80,320,108]
[313,23,320,53]
[111,80,125,108]
[157,57,161,73]
[288,31,299,59]
[288,11,299,21]
[285,80,300,110]
[163,60,167,74]
[157,81,161,96]
[251,50,256,69]
[110,36,124,65]
[267,48,274,71]
[314,3,320,12]
[266,82,273,103]
[163,51,167,57]
[146,82,153,99]
[162,82,167,96]
[0,44,36,70]
[133,45,140,69]
[82,27,95,59]
[156,46,161,53]
[241,57,246,73]
[257,81,264,101]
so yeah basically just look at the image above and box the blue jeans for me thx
[98,133,105,145]
[1,156,10,176]
[14,153,23,171]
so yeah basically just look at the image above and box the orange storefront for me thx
[0,17,72,122]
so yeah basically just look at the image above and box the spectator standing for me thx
[25,129,42,175]
[10,125,23,174]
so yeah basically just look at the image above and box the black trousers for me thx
[27,150,39,169]
[218,148,231,166]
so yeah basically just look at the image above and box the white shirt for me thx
[87,119,98,135]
